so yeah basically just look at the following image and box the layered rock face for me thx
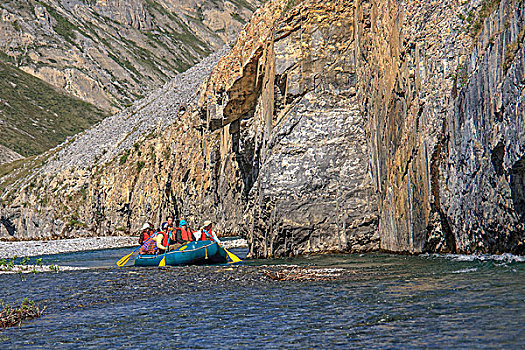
[188,0,380,257]
[1,0,524,256]
[241,1,379,257]
[356,0,473,253]
[358,0,524,254]
[0,0,260,112]
[441,1,525,254]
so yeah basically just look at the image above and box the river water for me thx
[0,245,524,349]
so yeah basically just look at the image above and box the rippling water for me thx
[1,245,524,349]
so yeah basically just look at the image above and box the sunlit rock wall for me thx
[243,1,379,257]
[358,0,525,254]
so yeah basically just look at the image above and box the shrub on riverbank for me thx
[0,298,45,329]
[0,256,49,273]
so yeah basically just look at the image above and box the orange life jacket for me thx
[180,227,193,241]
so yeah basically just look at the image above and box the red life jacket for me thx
[180,227,193,241]
[143,229,153,241]
[200,229,214,241]
[158,231,170,248]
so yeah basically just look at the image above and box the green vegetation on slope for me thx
[467,0,502,38]
[0,0,261,113]
[37,1,78,44]
[0,57,107,157]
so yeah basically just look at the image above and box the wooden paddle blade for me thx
[225,248,242,263]
[116,252,133,267]
[159,256,166,267]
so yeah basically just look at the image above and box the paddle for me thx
[158,229,173,267]
[202,229,242,263]
[116,247,140,267]
[116,232,156,267]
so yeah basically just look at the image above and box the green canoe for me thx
[134,240,228,266]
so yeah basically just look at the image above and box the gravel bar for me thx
[0,237,137,259]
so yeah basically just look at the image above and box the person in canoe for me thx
[154,229,178,254]
[138,223,158,255]
[154,216,180,253]
[174,219,194,244]
[160,216,174,232]
[196,220,221,243]
[138,222,154,245]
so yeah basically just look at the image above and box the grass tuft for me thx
[0,298,45,329]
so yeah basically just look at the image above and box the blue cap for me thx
[179,220,187,227]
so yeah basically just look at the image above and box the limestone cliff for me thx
[1,0,524,257]
[0,0,260,112]
[358,0,524,254]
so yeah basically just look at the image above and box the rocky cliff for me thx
[358,0,524,255]
[0,0,260,112]
[1,0,524,256]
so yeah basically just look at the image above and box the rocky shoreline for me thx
[0,237,248,259]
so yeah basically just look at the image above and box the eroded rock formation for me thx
[1,0,524,256]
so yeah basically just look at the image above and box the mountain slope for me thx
[0,56,107,157]
[0,145,22,164]
[0,0,261,112]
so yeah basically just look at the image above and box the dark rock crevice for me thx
[0,216,16,237]
[510,157,525,225]
[222,46,265,126]
[491,142,506,177]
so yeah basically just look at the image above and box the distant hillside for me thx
[0,144,22,164]
[0,56,107,158]
[0,0,261,112]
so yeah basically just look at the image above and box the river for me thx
[0,244,523,349]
